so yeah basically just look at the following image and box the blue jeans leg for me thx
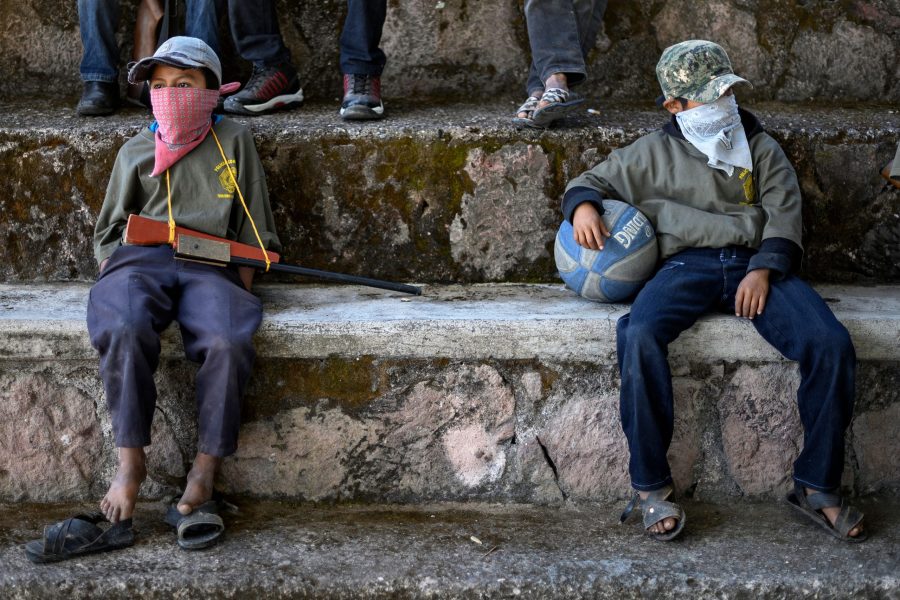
[228,0,292,67]
[340,0,387,75]
[749,276,856,492]
[78,0,121,83]
[185,0,224,58]
[617,250,722,491]
[524,0,607,94]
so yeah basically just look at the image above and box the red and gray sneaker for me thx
[224,63,304,116]
[340,74,384,120]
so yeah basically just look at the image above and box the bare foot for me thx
[639,490,679,534]
[537,73,568,111]
[100,447,146,523]
[805,487,864,538]
[177,453,222,515]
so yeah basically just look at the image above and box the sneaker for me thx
[223,63,304,116]
[340,74,384,120]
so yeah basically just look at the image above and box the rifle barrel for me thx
[230,257,422,296]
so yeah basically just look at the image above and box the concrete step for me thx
[1,101,898,285]
[1,498,898,599]
[1,282,897,504]
[1,0,898,105]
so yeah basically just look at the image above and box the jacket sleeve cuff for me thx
[747,237,803,279]
[95,242,121,267]
[562,186,605,223]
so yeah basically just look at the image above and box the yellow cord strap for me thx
[165,169,175,244]
[211,127,271,272]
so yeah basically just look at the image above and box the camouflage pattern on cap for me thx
[656,40,751,104]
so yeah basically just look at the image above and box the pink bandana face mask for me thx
[149,86,219,176]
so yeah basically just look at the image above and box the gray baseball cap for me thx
[655,40,751,105]
[128,36,221,86]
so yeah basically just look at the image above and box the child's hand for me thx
[572,202,610,250]
[735,268,770,319]
[238,266,255,292]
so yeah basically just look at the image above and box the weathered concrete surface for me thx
[0,283,897,503]
[1,499,898,599]
[1,102,898,284]
[2,0,899,104]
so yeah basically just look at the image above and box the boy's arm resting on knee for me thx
[751,137,805,279]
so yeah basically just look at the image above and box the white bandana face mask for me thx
[676,94,752,176]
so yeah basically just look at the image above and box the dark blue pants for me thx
[87,246,262,457]
[524,0,607,95]
[340,0,387,75]
[617,247,856,493]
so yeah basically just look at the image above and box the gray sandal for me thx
[620,486,686,541]
[512,95,542,128]
[530,87,584,128]
[786,483,866,543]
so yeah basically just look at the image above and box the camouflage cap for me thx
[656,40,751,104]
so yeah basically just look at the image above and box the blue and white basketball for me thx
[554,200,658,302]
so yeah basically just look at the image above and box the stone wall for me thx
[1,0,897,103]
[2,356,897,504]
[1,105,897,285]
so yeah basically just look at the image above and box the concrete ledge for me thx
[1,499,898,599]
[0,283,898,504]
[1,283,899,362]
[1,102,898,285]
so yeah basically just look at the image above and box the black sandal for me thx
[24,511,135,564]
[786,483,867,543]
[164,495,226,550]
[620,486,686,541]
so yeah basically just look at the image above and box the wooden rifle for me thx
[123,214,422,295]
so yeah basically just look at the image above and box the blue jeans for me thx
[617,247,856,493]
[524,0,607,95]
[77,0,222,83]
[226,0,292,67]
[340,0,387,75]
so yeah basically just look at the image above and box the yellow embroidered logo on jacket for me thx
[214,159,238,199]
[738,169,756,205]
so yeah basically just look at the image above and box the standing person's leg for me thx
[76,0,121,115]
[223,0,303,115]
[174,264,263,514]
[518,0,596,127]
[340,0,387,120]
[87,246,178,522]
[617,249,722,538]
[745,273,863,539]
[185,0,225,57]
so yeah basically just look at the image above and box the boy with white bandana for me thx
[89,38,279,547]
[562,40,865,542]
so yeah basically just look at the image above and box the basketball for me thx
[554,200,658,302]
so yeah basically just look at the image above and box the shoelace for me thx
[348,74,373,96]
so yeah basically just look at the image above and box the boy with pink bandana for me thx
[27,38,280,560]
